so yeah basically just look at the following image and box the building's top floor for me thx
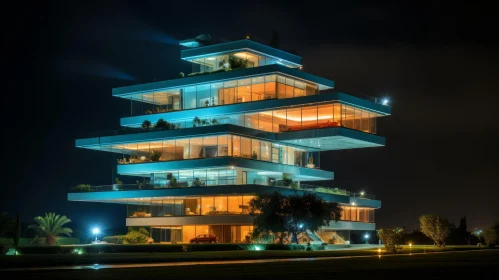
[179,35,302,69]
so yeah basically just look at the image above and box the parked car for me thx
[190,234,218,243]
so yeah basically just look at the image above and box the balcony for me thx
[69,182,374,200]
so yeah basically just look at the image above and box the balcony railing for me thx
[81,101,378,139]
[70,182,374,200]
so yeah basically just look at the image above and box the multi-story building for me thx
[69,35,391,244]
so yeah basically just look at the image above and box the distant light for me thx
[92,228,100,235]
[364,234,370,239]
[409,243,412,247]
[299,223,304,229]
[381,98,389,106]
[378,248,381,253]
[351,202,356,206]
[207,57,215,61]
[360,191,365,196]
[246,35,250,39]
[254,245,262,251]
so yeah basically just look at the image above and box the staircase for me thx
[306,230,325,244]
[330,232,346,244]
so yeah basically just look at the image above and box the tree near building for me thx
[419,214,450,247]
[482,224,498,247]
[377,228,404,253]
[250,192,342,244]
[28,213,73,245]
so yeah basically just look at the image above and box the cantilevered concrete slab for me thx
[76,125,385,152]
[116,157,334,181]
[118,91,390,128]
[112,64,332,97]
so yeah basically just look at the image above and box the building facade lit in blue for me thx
[69,35,391,244]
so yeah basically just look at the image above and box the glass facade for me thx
[109,134,320,168]
[127,195,257,217]
[340,206,375,223]
[129,89,181,116]
[126,75,318,115]
[149,225,254,244]
[189,51,296,74]
[127,102,378,134]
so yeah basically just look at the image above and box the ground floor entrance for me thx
[150,225,254,244]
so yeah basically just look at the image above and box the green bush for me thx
[71,184,93,192]
[483,228,497,247]
[19,237,44,246]
[377,228,404,253]
[103,235,126,244]
[123,231,149,244]
[0,238,13,245]
[54,237,80,245]
[1,237,80,246]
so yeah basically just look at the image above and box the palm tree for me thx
[28,213,72,245]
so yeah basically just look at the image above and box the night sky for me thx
[4,1,498,233]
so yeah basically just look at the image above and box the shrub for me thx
[0,238,13,245]
[54,237,80,245]
[483,228,497,247]
[282,174,292,187]
[138,227,149,236]
[103,235,126,244]
[155,119,170,129]
[123,231,149,244]
[71,184,92,192]
[150,151,161,161]
[142,120,152,129]
[377,228,404,253]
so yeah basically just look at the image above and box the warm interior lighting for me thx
[234,52,252,59]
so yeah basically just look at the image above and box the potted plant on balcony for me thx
[193,116,201,127]
[150,151,161,161]
[251,151,258,160]
[113,177,123,190]
[192,178,203,187]
[306,155,315,168]
[282,174,292,187]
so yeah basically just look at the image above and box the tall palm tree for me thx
[28,213,72,245]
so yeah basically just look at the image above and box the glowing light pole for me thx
[92,228,100,242]
[409,242,412,254]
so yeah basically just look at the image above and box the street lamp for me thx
[364,233,370,244]
[92,228,100,242]
[409,242,412,254]
[381,98,389,106]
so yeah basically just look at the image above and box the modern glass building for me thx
[69,35,391,244]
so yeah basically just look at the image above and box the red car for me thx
[190,234,218,244]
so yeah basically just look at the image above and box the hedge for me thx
[0,237,80,246]
[12,243,317,255]
[103,235,126,244]
[0,238,13,245]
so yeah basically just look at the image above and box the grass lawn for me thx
[0,245,493,269]
[2,249,498,279]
